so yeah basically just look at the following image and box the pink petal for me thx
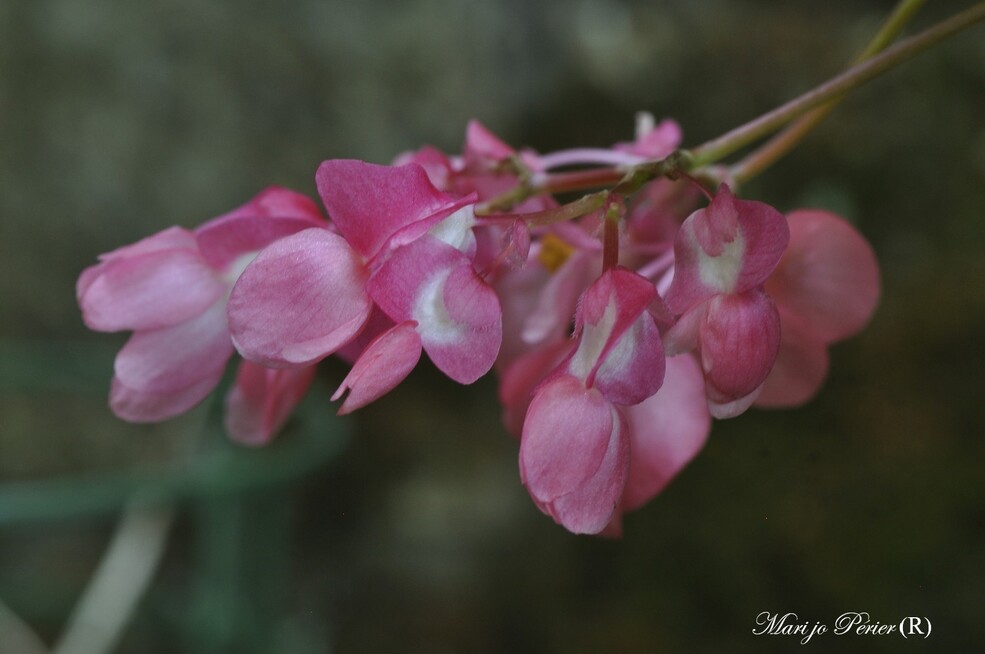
[755,310,830,407]
[621,354,711,511]
[521,250,595,345]
[392,146,455,191]
[665,185,788,313]
[519,376,628,534]
[316,159,463,260]
[110,373,222,423]
[114,301,233,395]
[224,361,316,446]
[497,338,574,437]
[79,247,225,333]
[765,209,880,343]
[227,228,372,367]
[464,120,516,164]
[698,288,781,405]
[195,187,325,270]
[331,321,423,414]
[368,236,501,384]
[592,310,665,406]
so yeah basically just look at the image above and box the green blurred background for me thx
[2,1,984,652]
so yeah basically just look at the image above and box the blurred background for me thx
[2,0,984,652]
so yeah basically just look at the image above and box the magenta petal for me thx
[621,354,710,511]
[224,361,316,446]
[80,248,225,332]
[114,301,233,395]
[110,373,221,423]
[698,288,781,403]
[520,376,628,534]
[316,159,462,260]
[228,228,372,368]
[766,209,880,343]
[332,321,423,414]
[755,310,830,407]
[464,120,516,163]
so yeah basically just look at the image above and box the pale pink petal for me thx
[662,301,706,356]
[621,354,710,511]
[368,236,501,384]
[110,373,222,423]
[79,248,225,332]
[224,361,316,446]
[520,376,628,534]
[755,310,830,407]
[114,301,233,396]
[195,188,325,269]
[392,146,455,191]
[78,227,198,303]
[614,117,682,159]
[765,209,880,343]
[522,250,595,345]
[227,228,372,368]
[331,321,423,414]
[316,159,463,260]
[699,288,781,404]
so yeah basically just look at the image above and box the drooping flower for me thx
[519,267,665,533]
[77,188,325,442]
[663,184,789,417]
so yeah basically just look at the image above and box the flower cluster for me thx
[78,116,879,535]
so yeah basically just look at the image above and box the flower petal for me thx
[332,321,423,414]
[228,228,372,368]
[666,185,788,313]
[316,159,465,260]
[621,354,711,511]
[114,301,233,395]
[224,361,316,446]
[110,373,222,423]
[195,187,325,270]
[368,236,501,384]
[520,375,628,534]
[79,248,225,332]
[699,288,781,405]
[765,209,880,343]
[755,310,830,407]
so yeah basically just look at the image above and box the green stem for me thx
[731,0,927,184]
[690,1,985,167]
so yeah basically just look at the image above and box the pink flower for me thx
[77,188,324,442]
[757,209,880,406]
[663,184,789,417]
[228,160,502,412]
[519,268,665,533]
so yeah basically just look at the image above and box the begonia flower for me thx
[77,188,324,442]
[520,267,665,533]
[663,184,789,417]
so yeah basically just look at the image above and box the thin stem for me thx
[602,215,619,271]
[732,0,927,183]
[52,502,174,654]
[690,2,985,167]
[478,191,608,226]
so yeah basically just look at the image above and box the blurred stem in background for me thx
[730,0,928,184]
